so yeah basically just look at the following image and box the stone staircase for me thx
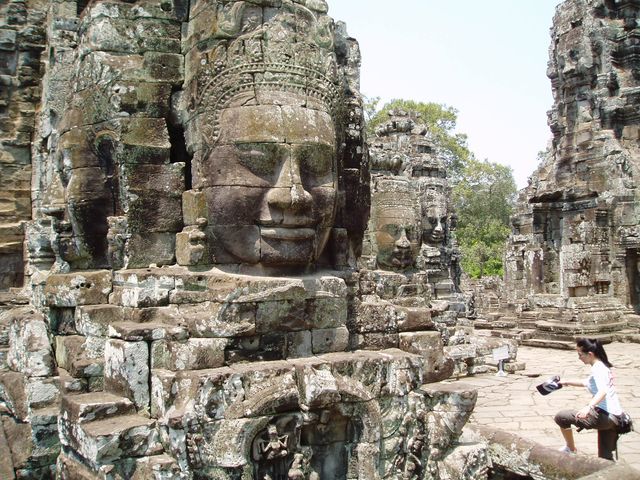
[473,298,640,349]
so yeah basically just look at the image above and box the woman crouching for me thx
[555,338,623,459]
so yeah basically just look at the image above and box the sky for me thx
[328,0,564,188]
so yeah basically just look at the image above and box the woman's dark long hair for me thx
[576,338,613,368]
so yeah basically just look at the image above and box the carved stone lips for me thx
[260,227,315,240]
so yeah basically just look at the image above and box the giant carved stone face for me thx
[421,191,448,245]
[371,183,421,270]
[196,103,338,268]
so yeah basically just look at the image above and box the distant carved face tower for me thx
[183,0,344,270]
[370,178,421,269]
[421,188,448,245]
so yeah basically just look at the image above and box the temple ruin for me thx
[0,0,490,478]
[1,0,638,478]
[498,0,640,344]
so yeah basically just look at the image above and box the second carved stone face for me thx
[373,204,421,269]
[195,103,338,268]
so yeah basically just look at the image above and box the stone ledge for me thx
[466,424,640,479]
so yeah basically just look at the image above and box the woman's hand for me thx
[576,405,592,419]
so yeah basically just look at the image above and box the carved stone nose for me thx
[395,228,411,248]
[265,184,313,213]
[263,158,313,222]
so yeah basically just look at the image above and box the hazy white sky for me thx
[328,0,563,188]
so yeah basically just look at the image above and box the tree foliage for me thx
[453,159,517,278]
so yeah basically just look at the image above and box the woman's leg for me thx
[597,429,618,460]
[595,413,619,460]
[561,427,577,452]
[555,410,579,452]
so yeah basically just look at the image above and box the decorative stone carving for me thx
[1,1,489,479]
[180,0,368,272]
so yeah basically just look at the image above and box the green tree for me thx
[453,158,517,278]
[363,95,381,124]
[367,99,471,179]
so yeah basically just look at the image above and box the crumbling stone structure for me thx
[0,1,491,479]
[362,111,517,378]
[504,0,640,340]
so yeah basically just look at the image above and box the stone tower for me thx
[504,0,640,338]
[0,1,488,479]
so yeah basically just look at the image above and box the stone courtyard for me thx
[460,342,640,472]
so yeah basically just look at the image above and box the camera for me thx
[536,375,563,396]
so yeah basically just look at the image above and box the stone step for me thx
[533,331,615,343]
[474,319,517,329]
[535,320,628,334]
[61,392,135,424]
[614,332,640,344]
[626,314,640,328]
[107,321,188,342]
[490,329,535,341]
[520,338,576,350]
[61,413,162,466]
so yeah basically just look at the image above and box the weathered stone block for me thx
[175,227,206,266]
[397,306,434,332]
[61,413,161,466]
[179,302,256,338]
[351,333,399,350]
[312,296,348,329]
[126,163,184,233]
[285,330,312,358]
[255,300,313,333]
[25,377,60,410]
[75,305,123,337]
[108,321,188,342]
[399,332,453,383]
[0,421,14,479]
[151,338,227,371]
[182,190,207,226]
[0,371,28,421]
[353,300,400,333]
[7,307,54,377]
[149,369,177,419]
[61,392,135,424]
[104,339,149,411]
[45,271,112,307]
[84,17,181,54]
[422,382,478,457]
[111,270,175,307]
[55,335,104,378]
[2,414,59,470]
[312,327,349,354]
[143,52,183,83]
[58,368,89,395]
[125,233,177,268]
[0,347,7,370]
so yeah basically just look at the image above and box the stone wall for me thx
[0,0,48,288]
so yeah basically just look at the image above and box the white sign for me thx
[492,345,510,362]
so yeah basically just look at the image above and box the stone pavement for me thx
[455,342,640,472]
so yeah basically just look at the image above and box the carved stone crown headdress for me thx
[185,0,343,145]
[372,177,420,216]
